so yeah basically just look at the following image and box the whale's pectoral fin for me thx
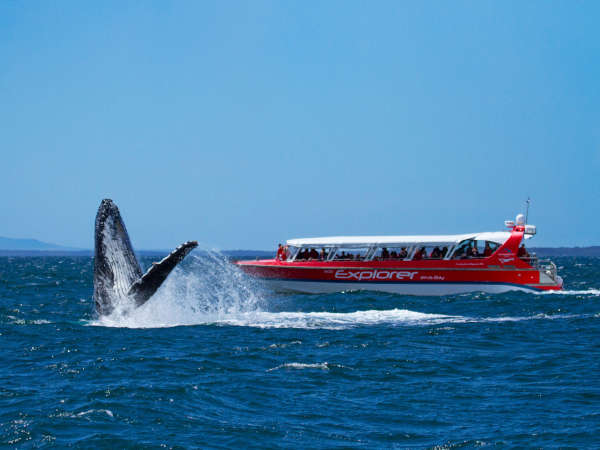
[127,241,199,307]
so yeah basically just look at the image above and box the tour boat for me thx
[235,214,563,295]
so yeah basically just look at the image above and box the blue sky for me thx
[1,1,598,249]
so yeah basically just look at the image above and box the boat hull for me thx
[235,260,563,295]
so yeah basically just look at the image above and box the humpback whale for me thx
[93,199,198,315]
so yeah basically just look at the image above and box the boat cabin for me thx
[284,230,534,263]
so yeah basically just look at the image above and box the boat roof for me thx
[287,231,516,248]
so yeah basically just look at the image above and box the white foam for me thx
[267,362,335,371]
[541,289,600,296]
[91,305,586,330]
[75,409,113,418]
[215,309,459,330]
[8,318,51,325]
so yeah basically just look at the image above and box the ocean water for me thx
[1,254,599,448]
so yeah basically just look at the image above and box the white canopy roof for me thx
[287,231,513,248]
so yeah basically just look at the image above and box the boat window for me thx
[412,245,450,260]
[452,239,497,259]
[471,240,483,258]
[287,246,300,261]
[332,247,369,261]
[482,241,500,257]
[294,246,326,261]
[372,247,410,260]
[451,239,474,259]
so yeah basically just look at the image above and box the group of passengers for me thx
[337,251,362,260]
[412,246,450,260]
[375,246,449,260]
[277,240,513,262]
[278,243,324,261]
[291,246,328,261]
[280,246,367,261]
[378,247,409,260]
[381,241,498,260]
[452,241,495,259]
[296,247,321,260]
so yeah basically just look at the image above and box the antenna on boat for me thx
[525,197,531,224]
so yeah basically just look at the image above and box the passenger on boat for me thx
[320,248,327,260]
[297,248,308,260]
[429,247,442,259]
[413,247,425,260]
[309,248,319,260]
[518,244,530,260]
[381,248,390,260]
[470,245,479,258]
[483,242,493,257]
[398,248,408,259]
[441,246,448,258]
[276,244,285,261]
[390,250,398,259]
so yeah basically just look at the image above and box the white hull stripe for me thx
[255,278,545,293]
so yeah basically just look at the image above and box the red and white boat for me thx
[236,214,563,295]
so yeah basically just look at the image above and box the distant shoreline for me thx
[0,248,599,257]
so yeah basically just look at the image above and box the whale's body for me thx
[93,199,197,315]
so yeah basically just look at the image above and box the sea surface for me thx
[1,254,599,448]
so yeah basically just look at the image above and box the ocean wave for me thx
[76,409,114,418]
[542,288,600,296]
[5,318,52,325]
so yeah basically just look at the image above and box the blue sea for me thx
[1,254,599,448]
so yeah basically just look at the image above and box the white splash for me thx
[91,250,263,328]
[267,362,339,372]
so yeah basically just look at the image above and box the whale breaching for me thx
[93,199,198,316]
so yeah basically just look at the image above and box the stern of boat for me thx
[535,258,563,290]
[518,255,562,291]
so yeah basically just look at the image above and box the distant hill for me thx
[531,246,600,257]
[0,236,80,251]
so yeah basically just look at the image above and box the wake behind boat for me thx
[236,214,563,295]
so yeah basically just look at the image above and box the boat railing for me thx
[520,255,539,267]
[540,260,558,281]
[521,255,558,281]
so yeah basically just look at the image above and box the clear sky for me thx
[1,1,598,250]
